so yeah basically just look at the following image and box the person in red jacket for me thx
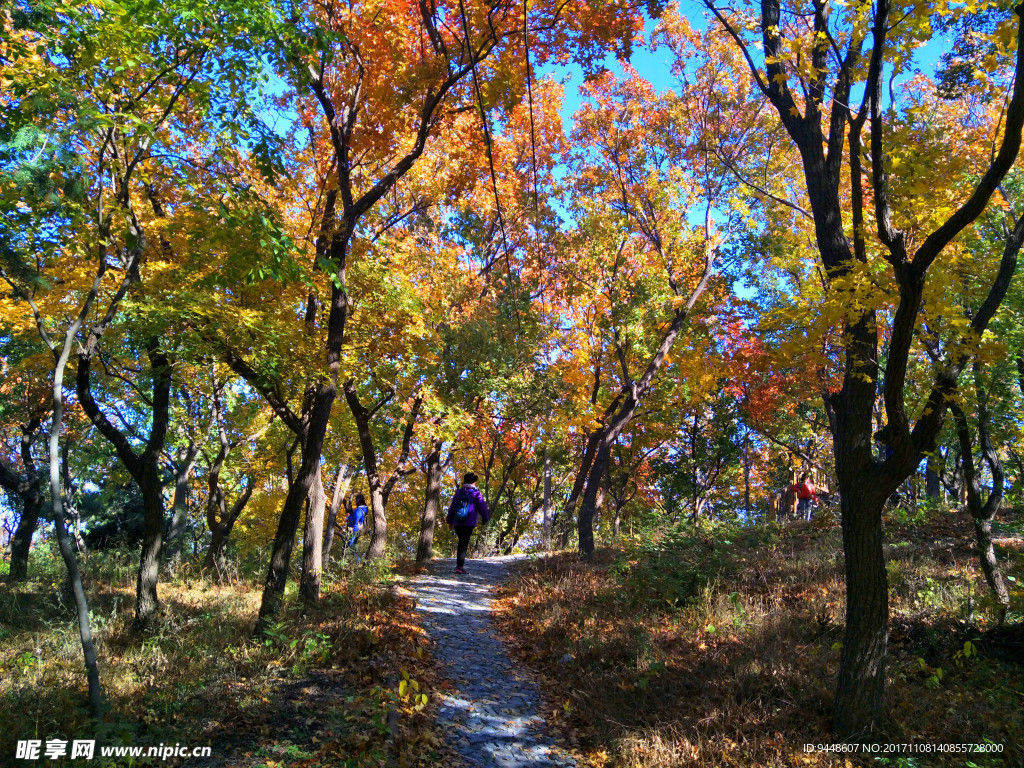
[446,472,490,574]
[791,472,817,521]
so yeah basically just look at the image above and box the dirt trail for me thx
[407,556,576,768]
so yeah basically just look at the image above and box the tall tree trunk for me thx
[204,484,253,577]
[8,495,42,582]
[557,427,602,548]
[925,455,941,499]
[831,313,891,741]
[578,442,612,557]
[702,0,1024,734]
[555,367,617,548]
[416,440,444,563]
[323,464,354,565]
[245,11,490,612]
[251,199,353,627]
[62,443,88,554]
[344,380,389,560]
[77,343,172,628]
[578,333,684,555]
[257,441,320,622]
[202,379,249,577]
[743,433,751,519]
[48,310,104,718]
[165,443,200,568]
[206,524,227,575]
[2,419,44,582]
[952,375,1011,621]
[690,495,706,525]
[498,500,520,554]
[300,458,326,603]
[365,477,389,559]
[6,428,43,582]
[136,478,166,626]
[543,444,552,549]
[15,162,151,713]
[833,480,888,738]
[255,382,336,632]
[578,256,713,558]
[220,207,349,630]
[974,517,1010,621]
[343,381,420,561]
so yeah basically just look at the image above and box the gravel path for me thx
[407,556,576,768]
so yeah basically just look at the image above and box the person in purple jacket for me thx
[446,472,490,574]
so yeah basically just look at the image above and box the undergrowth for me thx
[0,547,446,767]
[494,512,1024,768]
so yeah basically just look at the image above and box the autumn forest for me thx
[1,0,1023,764]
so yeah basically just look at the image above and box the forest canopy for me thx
[2,0,1023,754]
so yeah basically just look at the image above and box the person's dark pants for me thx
[798,498,812,521]
[454,525,474,569]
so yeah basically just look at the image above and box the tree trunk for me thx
[557,427,602,549]
[743,433,751,519]
[690,495,706,525]
[202,382,247,577]
[134,412,172,626]
[578,290,710,558]
[3,420,44,582]
[365,477,388,559]
[62,441,87,554]
[578,442,611,557]
[416,440,444,563]
[165,444,199,568]
[49,322,103,718]
[16,170,151,715]
[206,522,228,575]
[8,496,42,582]
[952,379,1011,621]
[703,0,1020,734]
[203,484,253,577]
[828,302,894,741]
[257,440,324,625]
[135,478,165,626]
[343,380,420,561]
[833,481,888,738]
[256,382,336,632]
[250,202,351,627]
[8,492,42,582]
[300,458,326,604]
[77,343,172,628]
[578,396,650,555]
[925,456,941,499]
[543,445,552,549]
[831,310,892,740]
[498,501,519,554]
[974,518,1010,621]
[225,340,337,630]
[248,20,469,614]
[323,464,353,564]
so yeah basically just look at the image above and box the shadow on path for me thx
[408,556,575,768]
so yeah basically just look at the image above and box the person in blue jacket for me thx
[446,472,490,574]
[346,493,368,553]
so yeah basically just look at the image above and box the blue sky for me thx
[547,2,950,134]
[545,11,682,134]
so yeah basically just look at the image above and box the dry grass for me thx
[0,551,446,767]
[493,513,1024,768]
